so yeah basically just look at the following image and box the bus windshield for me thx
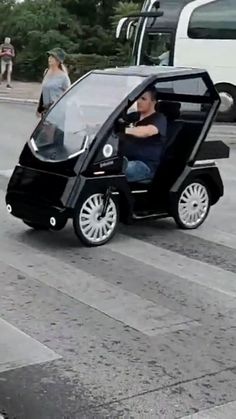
[140,32,172,66]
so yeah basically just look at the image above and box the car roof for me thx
[93,65,207,78]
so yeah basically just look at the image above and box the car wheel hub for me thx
[178,183,209,227]
[79,194,117,244]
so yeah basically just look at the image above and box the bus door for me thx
[115,0,164,65]
[137,30,174,66]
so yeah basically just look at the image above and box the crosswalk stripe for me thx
[0,317,60,373]
[183,227,236,251]
[108,235,236,298]
[180,400,236,418]
[0,240,198,337]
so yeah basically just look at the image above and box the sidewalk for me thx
[0,81,40,103]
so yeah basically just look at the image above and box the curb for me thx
[0,96,37,104]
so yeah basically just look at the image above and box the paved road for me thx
[0,103,236,418]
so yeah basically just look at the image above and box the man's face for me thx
[137,91,156,114]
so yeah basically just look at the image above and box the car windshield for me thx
[31,72,143,162]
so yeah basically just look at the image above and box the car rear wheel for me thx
[172,180,211,230]
[73,192,119,246]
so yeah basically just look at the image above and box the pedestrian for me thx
[0,37,15,88]
[37,47,71,118]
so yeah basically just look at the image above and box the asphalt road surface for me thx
[0,102,236,418]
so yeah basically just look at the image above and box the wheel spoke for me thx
[81,212,91,220]
[84,225,93,235]
[104,223,111,234]
[84,202,93,212]
[80,219,91,227]
[100,225,106,237]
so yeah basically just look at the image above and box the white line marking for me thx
[0,318,60,373]
[180,400,236,418]
[0,241,198,337]
[183,227,236,251]
[108,235,236,298]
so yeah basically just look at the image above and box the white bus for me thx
[116,0,236,122]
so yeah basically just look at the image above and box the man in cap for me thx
[0,37,15,88]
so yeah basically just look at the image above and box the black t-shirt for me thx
[124,111,167,169]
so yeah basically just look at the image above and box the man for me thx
[158,42,170,66]
[124,86,167,182]
[0,37,15,88]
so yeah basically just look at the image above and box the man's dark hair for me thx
[144,85,158,101]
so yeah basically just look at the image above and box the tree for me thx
[0,0,80,79]
[0,0,144,80]
[111,1,141,27]
[112,1,142,64]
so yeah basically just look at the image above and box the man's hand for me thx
[125,124,159,138]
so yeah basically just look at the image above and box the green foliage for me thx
[67,53,125,82]
[111,1,141,64]
[111,1,141,27]
[0,0,143,81]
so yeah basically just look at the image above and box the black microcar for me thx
[5,66,230,246]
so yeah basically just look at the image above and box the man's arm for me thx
[125,124,159,138]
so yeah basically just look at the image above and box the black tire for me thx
[73,192,119,247]
[215,83,236,123]
[171,179,211,230]
[23,220,49,230]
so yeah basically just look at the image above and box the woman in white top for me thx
[37,47,71,117]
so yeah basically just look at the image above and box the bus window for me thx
[188,0,236,40]
[140,32,172,66]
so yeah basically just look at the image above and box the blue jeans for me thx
[125,160,154,182]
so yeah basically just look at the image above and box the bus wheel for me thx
[216,83,236,123]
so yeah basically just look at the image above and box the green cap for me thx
[47,47,66,63]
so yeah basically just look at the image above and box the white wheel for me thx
[174,181,210,229]
[73,193,118,246]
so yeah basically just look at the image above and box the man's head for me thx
[137,86,158,115]
[4,37,11,44]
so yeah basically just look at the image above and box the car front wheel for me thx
[73,192,119,246]
[172,180,211,230]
